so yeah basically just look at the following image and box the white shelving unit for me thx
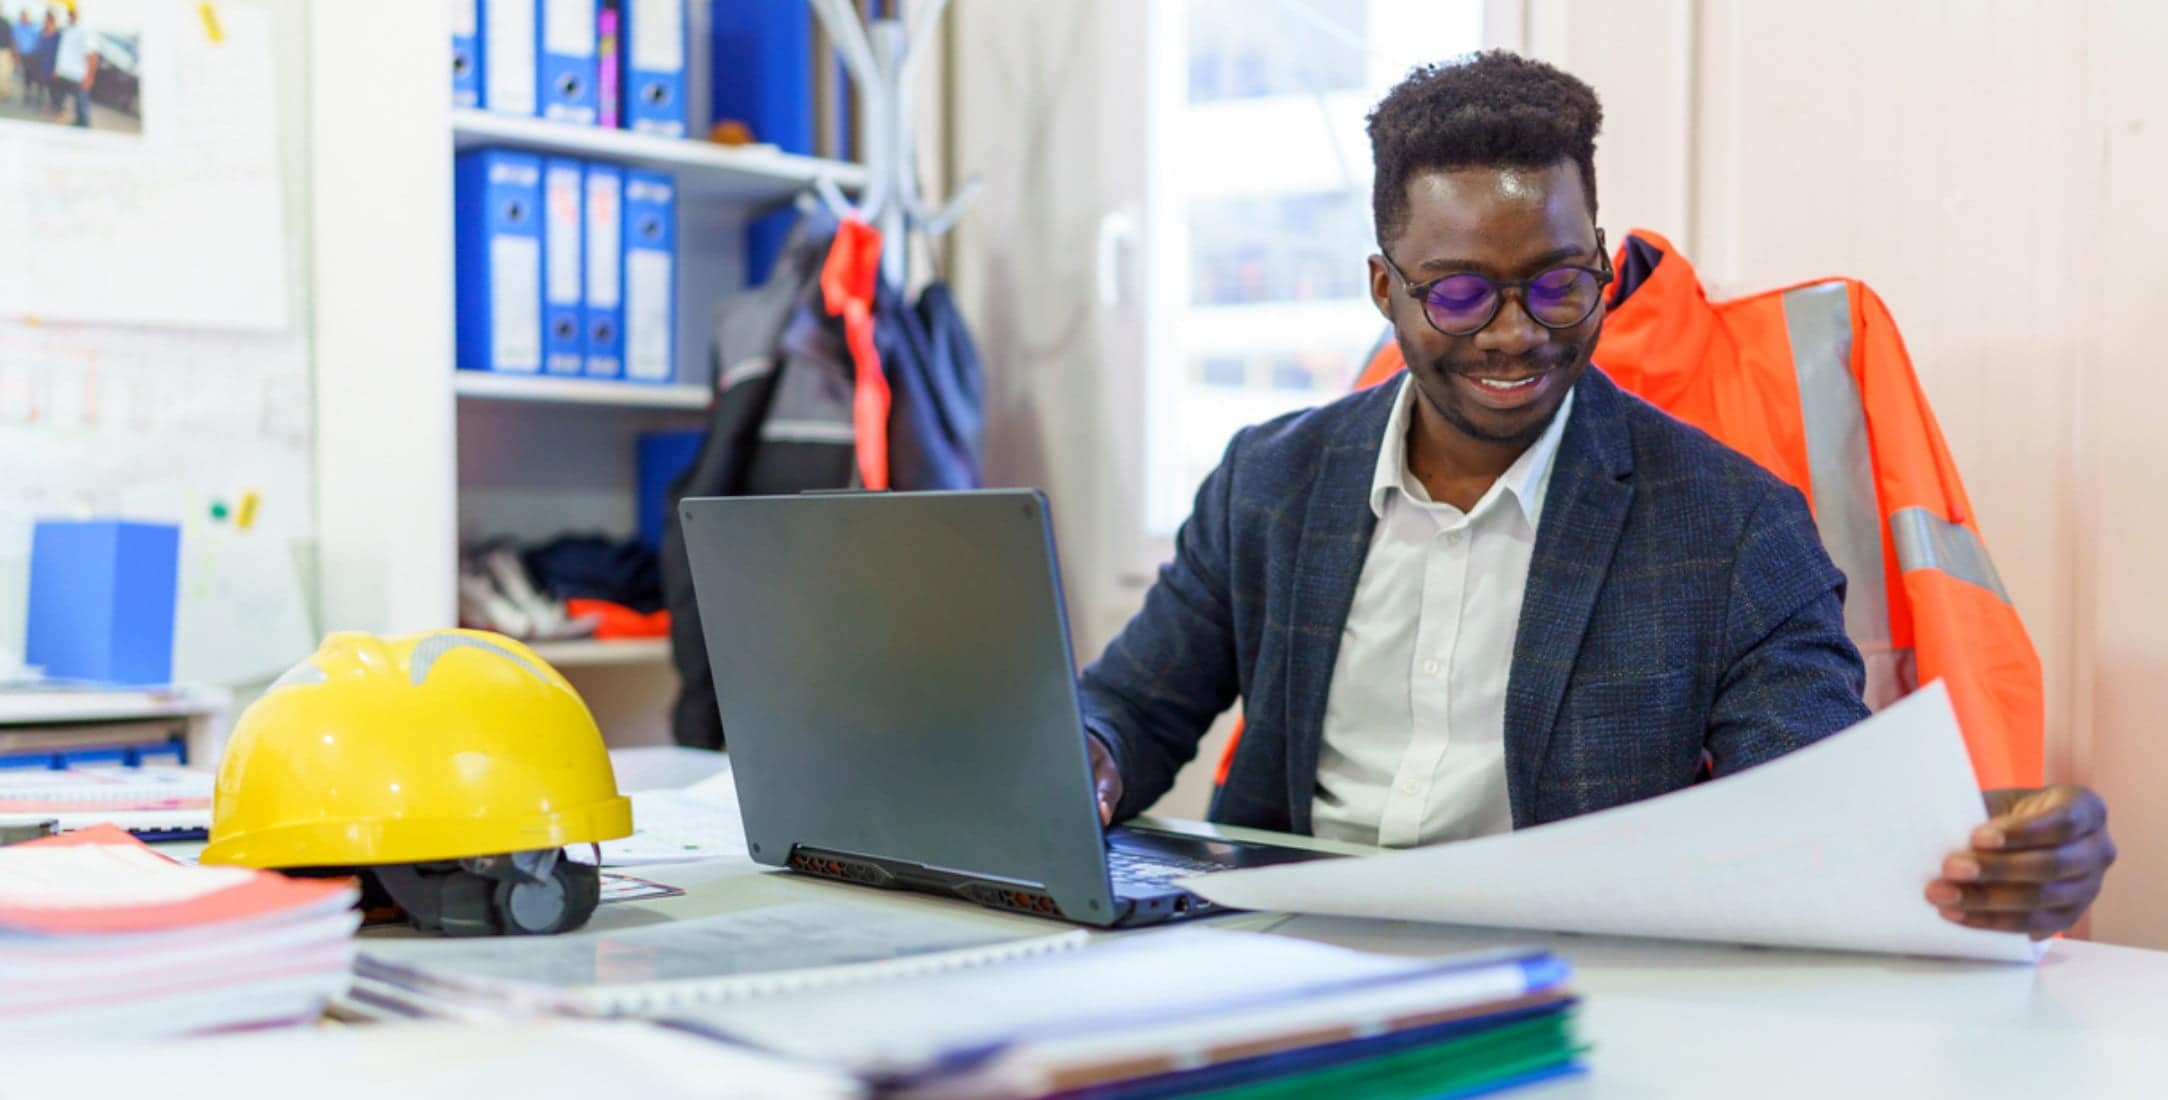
[450,113,858,690]
[529,637,673,669]
[453,371,712,411]
[311,4,865,735]
[452,109,867,204]
[448,72,860,694]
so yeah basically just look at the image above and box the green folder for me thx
[1181,1013,1587,1100]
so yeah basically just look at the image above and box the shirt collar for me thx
[1368,374,1577,529]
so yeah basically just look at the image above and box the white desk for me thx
[584,748,2168,1099]
[0,684,232,767]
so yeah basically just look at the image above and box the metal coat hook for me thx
[806,0,979,287]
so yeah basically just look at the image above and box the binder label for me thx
[632,0,684,70]
[491,235,543,373]
[586,174,621,308]
[483,0,537,114]
[546,0,598,58]
[626,248,672,381]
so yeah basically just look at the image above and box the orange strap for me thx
[820,218,891,490]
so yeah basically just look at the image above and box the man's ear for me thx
[1367,254,1394,321]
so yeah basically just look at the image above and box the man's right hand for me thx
[1087,735,1124,827]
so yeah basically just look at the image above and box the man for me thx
[1078,52,2115,940]
[48,3,92,128]
[14,9,41,109]
[31,10,56,115]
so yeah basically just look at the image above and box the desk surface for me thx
[585,748,2168,1100]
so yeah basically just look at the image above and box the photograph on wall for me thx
[0,0,142,136]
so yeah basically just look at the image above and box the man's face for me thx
[1367,160,1604,449]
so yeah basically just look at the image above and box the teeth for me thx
[1473,376,1538,391]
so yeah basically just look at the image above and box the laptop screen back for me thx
[677,490,1120,921]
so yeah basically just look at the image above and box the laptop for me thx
[678,489,1339,928]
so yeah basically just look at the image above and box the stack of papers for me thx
[0,825,359,1041]
[664,926,1584,1097]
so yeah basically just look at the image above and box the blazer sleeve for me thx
[1077,430,1248,819]
[1706,480,1873,775]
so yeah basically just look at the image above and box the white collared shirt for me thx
[1311,376,1575,848]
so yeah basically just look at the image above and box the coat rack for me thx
[807,0,983,288]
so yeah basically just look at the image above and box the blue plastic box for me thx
[24,520,180,686]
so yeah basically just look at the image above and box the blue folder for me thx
[539,0,600,124]
[455,149,546,374]
[622,169,677,383]
[452,0,481,108]
[583,160,626,379]
[708,0,812,154]
[542,157,587,376]
[622,0,687,136]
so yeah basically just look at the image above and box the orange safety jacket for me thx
[1214,228,2042,792]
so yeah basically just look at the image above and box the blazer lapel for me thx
[1280,384,1394,833]
[1504,369,1637,826]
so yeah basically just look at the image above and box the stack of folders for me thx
[455,149,676,384]
[345,898,1582,1099]
[455,0,688,136]
[0,825,359,1042]
[669,927,1584,1100]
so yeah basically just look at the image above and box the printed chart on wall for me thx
[0,320,317,686]
[0,0,287,331]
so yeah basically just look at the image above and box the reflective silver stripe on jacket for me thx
[1784,282,1892,650]
[1891,506,2011,603]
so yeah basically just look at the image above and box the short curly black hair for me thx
[1367,51,1604,246]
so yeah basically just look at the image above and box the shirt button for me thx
[1421,657,1441,677]
[1442,530,1466,546]
[1398,778,1422,796]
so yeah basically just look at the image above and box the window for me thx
[1140,0,1486,536]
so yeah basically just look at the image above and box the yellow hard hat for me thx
[202,630,633,934]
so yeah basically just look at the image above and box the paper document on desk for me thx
[1183,682,2040,963]
[599,764,749,865]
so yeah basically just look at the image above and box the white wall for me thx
[308,0,458,636]
[1513,0,2167,947]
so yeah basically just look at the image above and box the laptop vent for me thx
[787,852,899,887]
[957,883,1063,917]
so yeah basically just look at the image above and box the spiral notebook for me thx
[350,899,1089,1019]
[0,765,213,837]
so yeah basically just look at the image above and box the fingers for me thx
[1944,833,2117,885]
[1934,904,2088,940]
[1925,877,2100,914]
[1085,735,1122,827]
[1973,787,2108,851]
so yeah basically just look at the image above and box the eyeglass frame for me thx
[1376,228,1614,338]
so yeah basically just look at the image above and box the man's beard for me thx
[1417,341,1588,447]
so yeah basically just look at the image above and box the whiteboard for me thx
[0,0,288,332]
[0,0,314,685]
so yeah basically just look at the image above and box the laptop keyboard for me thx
[1105,846,1231,886]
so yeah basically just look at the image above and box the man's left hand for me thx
[1926,786,2116,939]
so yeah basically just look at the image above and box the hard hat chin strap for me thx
[372,848,601,936]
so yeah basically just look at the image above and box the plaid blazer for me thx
[1079,368,1870,835]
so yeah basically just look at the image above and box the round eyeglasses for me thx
[1379,230,1613,337]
